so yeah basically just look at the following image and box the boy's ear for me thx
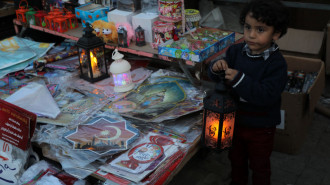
[272,31,281,41]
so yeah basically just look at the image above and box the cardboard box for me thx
[276,28,325,59]
[107,9,138,25]
[273,55,325,154]
[132,13,159,43]
[158,32,235,62]
[326,21,330,75]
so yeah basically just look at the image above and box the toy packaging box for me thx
[75,3,110,27]
[158,30,235,62]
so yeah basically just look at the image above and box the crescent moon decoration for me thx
[95,126,122,141]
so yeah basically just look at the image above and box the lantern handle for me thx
[112,49,124,60]
[19,0,28,9]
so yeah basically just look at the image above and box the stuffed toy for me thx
[91,20,104,39]
[102,21,118,44]
[115,23,135,47]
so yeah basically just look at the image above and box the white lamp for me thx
[109,49,134,92]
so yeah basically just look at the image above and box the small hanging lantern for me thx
[202,72,237,151]
[49,8,63,17]
[44,14,57,30]
[64,11,78,29]
[26,8,37,25]
[118,27,128,48]
[34,10,47,27]
[77,22,109,83]
[109,49,134,92]
[135,25,146,47]
[53,17,69,33]
[16,0,29,23]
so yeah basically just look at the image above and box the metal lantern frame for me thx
[64,11,79,29]
[16,0,29,23]
[118,27,128,48]
[77,22,109,83]
[53,17,69,33]
[34,10,47,27]
[201,73,237,151]
[135,25,146,47]
[26,8,36,25]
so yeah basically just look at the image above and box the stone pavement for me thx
[168,111,330,185]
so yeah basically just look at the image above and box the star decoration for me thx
[65,117,139,155]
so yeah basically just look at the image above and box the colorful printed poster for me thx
[110,81,186,122]
[100,133,187,183]
[64,116,139,156]
[0,142,22,185]
[37,89,108,126]
[0,36,54,78]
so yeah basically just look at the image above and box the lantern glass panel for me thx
[203,110,235,150]
[70,18,77,28]
[79,47,107,80]
[79,48,89,77]
[203,110,220,149]
[113,70,132,87]
[221,112,235,149]
[91,46,107,78]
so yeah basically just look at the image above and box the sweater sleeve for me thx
[207,44,237,82]
[233,56,288,106]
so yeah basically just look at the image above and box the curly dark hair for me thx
[239,0,289,38]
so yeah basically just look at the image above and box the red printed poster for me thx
[0,99,37,151]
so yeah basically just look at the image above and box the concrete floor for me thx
[169,77,330,185]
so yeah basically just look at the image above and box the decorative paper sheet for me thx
[64,116,139,156]
[74,67,152,99]
[100,132,187,183]
[37,89,108,126]
[0,36,54,78]
[110,81,186,122]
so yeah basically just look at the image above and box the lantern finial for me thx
[83,22,95,38]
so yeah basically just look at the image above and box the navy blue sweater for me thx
[208,43,288,128]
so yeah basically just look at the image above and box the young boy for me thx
[207,0,289,185]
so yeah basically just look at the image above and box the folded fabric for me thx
[5,82,61,119]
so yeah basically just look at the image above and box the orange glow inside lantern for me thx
[53,17,69,33]
[77,22,109,83]
[202,78,237,150]
[203,110,235,149]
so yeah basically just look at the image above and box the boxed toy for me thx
[117,0,141,12]
[274,55,325,154]
[158,30,235,62]
[75,3,110,27]
[108,9,138,25]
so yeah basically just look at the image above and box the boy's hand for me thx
[212,59,228,72]
[225,68,238,81]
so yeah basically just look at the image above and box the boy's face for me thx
[243,12,281,55]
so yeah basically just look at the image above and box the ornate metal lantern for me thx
[118,27,128,48]
[64,11,79,29]
[34,10,47,27]
[109,49,134,92]
[77,22,109,83]
[15,0,29,23]
[26,8,36,25]
[53,17,69,33]
[202,72,237,150]
[135,25,146,46]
